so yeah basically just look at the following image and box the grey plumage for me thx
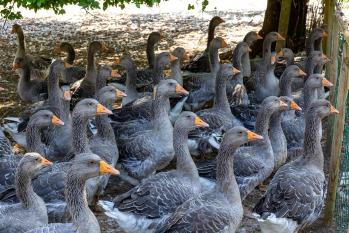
[25,153,119,233]
[0,153,51,233]
[254,100,336,232]
[156,126,261,233]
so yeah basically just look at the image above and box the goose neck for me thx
[26,123,45,155]
[151,96,171,130]
[72,113,91,154]
[255,107,273,142]
[214,75,231,114]
[279,72,293,97]
[96,102,115,140]
[15,167,41,209]
[123,66,138,104]
[303,83,318,110]
[146,41,156,69]
[209,46,220,74]
[262,38,272,65]
[215,143,241,204]
[66,174,100,233]
[171,59,183,85]
[48,66,63,114]
[303,113,323,169]
[65,46,76,65]
[174,126,199,181]
[16,30,25,51]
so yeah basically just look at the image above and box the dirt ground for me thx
[0,3,336,233]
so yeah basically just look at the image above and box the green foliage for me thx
[0,0,210,20]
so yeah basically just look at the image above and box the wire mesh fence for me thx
[325,2,349,232]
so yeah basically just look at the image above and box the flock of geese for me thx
[0,16,339,233]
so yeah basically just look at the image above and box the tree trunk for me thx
[251,0,308,57]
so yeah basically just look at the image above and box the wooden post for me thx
[324,42,349,226]
[324,0,336,53]
[276,0,292,51]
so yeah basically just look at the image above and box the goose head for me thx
[17,152,52,177]
[262,96,288,113]
[172,47,189,62]
[310,27,328,41]
[265,32,285,43]
[175,111,209,132]
[29,110,64,127]
[217,64,240,82]
[148,32,164,45]
[11,23,22,34]
[209,16,225,28]
[98,66,120,81]
[244,31,263,46]
[221,126,263,148]
[155,52,178,70]
[279,96,302,111]
[97,86,126,105]
[211,37,228,50]
[117,55,136,71]
[154,79,188,99]
[73,98,112,118]
[306,74,333,89]
[88,41,108,54]
[307,99,338,118]
[72,153,119,180]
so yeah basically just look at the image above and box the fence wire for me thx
[334,34,349,233]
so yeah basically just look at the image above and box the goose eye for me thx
[89,161,95,165]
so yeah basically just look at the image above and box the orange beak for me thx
[322,77,333,87]
[51,115,65,126]
[40,157,53,166]
[64,62,74,68]
[277,33,286,41]
[99,160,120,175]
[194,116,209,128]
[63,91,71,101]
[110,70,121,78]
[256,34,263,40]
[298,69,307,76]
[175,84,189,95]
[290,101,302,111]
[246,130,264,141]
[96,103,113,115]
[169,54,178,62]
[233,67,241,75]
[114,57,121,65]
[220,39,228,48]
[277,50,284,57]
[116,89,127,98]
[330,105,339,114]
[279,100,288,107]
[12,63,19,70]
